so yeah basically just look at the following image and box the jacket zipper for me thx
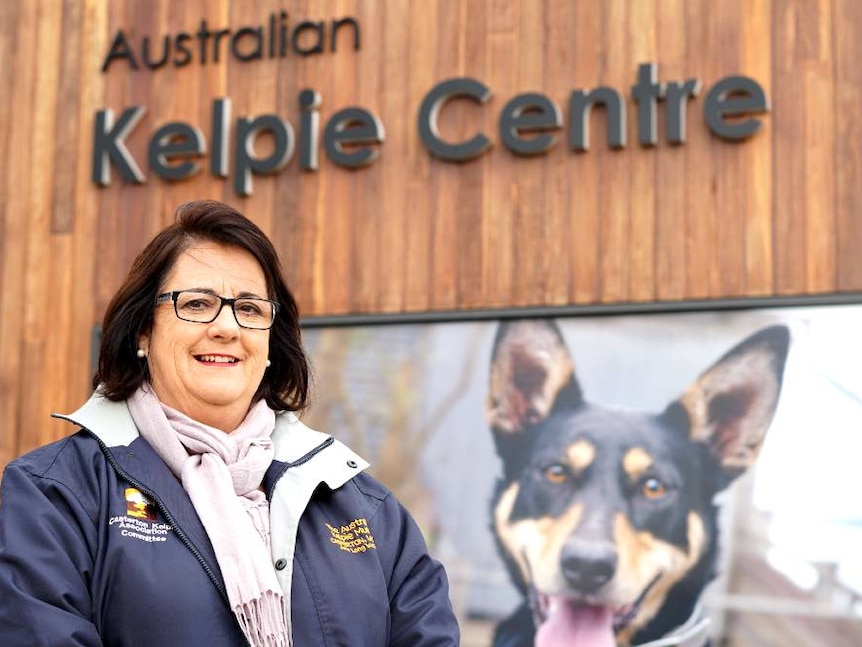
[88,433,252,645]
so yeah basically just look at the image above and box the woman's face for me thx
[138,241,271,431]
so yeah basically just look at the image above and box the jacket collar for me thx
[53,391,369,490]
[53,392,139,446]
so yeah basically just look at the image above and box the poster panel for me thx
[301,302,862,646]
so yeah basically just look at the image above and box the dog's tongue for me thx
[535,597,616,647]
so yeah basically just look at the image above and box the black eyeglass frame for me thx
[154,290,280,330]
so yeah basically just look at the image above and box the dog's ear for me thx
[670,324,790,486]
[487,320,582,453]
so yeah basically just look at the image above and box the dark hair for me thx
[94,200,309,412]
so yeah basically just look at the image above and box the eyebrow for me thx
[179,287,268,300]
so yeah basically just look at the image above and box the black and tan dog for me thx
[486,319,790,647]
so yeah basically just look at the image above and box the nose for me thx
[560,539,618,593]
[209,301,240,334]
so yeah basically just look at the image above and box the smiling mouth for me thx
[195,354,239,364]
[530,573,662,647]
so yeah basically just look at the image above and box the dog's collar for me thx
[633,603,711,647]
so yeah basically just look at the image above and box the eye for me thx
[181,298,216,313]
[543,463,569,484]
[641,477,667,499]
[237,300,265,316]
[176,292,217,313]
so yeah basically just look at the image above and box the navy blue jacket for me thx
[0,394,460,646]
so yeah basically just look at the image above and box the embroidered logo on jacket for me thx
[326,518,376,553]
[125,488,157,521]
[108,488,172,543]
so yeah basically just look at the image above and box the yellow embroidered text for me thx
[326,518,377,553]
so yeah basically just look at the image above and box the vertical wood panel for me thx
[402,0,438,312]
[483,24,516,307]
[569,0,601,302]
[317,0,358,314]
[654,0,688,301]
[51,0,84,234]
[627,0,658,302]
[455,0,487,310]
[25,0,64,449]
[69,0,108,416]
[803,62,836,290]
[833,0,862,289]
[0,0,21,466]
[94,1,132,321]
[41,233,75,444]
[803,0,835,291]
[713,0,746,297]
[597,0,632,302]
[277,0,325,314]
[2,0,38,457]
[133,0,169,263]
[684,0,720,298]
[741,0,775,296]
[376,0,411,312]
[772,0,807,294]
[352,0,383,312]
[512,0,548,306]
[428,0,465,310]
[541,0,574,306]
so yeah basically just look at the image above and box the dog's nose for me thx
[560,540,617,593]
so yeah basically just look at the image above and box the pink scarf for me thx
[127,385,288,647]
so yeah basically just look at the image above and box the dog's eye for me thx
[641,477,666,499]
[543,464,569,484]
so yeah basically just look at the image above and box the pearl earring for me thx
[266,360,271,367]
[136,349,146,358]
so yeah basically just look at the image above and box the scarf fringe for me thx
[235,591,289,647]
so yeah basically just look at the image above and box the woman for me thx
[0,200,460,646]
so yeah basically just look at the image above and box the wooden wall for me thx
[1,0,861,466]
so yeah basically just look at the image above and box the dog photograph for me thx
[301,304,862,646]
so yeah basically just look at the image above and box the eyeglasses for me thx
[155,290,279,330]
